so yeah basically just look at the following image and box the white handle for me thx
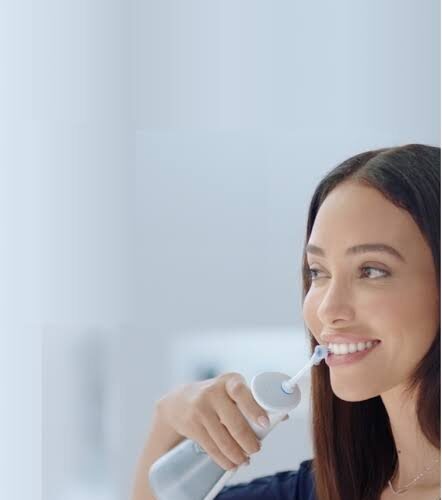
[203,468,238,500]
[243,410,288,440]
[202,411,286,500]
[202,374,301,499]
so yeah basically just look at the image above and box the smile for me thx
[325,340,381,367]
[327,340,381,355]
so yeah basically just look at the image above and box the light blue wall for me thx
[2,1,439,499]
[128,1,440,497]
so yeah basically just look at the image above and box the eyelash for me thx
[307,266,390,281]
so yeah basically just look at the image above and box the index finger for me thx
[224,376,270,429]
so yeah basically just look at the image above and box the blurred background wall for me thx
[1,1,439,499]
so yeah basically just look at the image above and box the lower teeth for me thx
[335,350,369,356]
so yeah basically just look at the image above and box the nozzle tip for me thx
[312,345,329,365]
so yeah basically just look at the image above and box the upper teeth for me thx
[327,340,379,355]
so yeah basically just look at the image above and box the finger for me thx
[212,397,262,456]
[224,376,270,430]
[201,408,252,465]
[192,424,238,470]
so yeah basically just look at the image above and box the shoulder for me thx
[215,459,316,500]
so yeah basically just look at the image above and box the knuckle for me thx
[202,441,218,456]
[214,460,229,471]
[223,444,245,464]
[218,458,235,471]
[232,422,260,454]
[206,448,234,470]
[228,381,245,397]
[219,372,245,385]
[222,441,237,454]
[220,456,236,469]
[249,440,261,454]
[188,403,206,422]
[220,371,241,379]
[235,420,250,435]
[204,383,221,399]
[231,456,246,466]
[225,377,247,397]
[236,454,249,466]
[199,378,224,399]
[193,390,209,408]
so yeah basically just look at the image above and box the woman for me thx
[132,144,440,500]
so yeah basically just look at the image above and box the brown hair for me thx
[302,144,441,500]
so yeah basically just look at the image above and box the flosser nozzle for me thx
[311,344,330,365]
[281,345,329,394]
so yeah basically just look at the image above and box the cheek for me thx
[302,288,323,337]
[379,282,439,355]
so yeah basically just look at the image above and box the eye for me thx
[308,267,326,281]
[308,266,390,281]
[360,266,390,279]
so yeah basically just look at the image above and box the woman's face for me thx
[303,180,439,401]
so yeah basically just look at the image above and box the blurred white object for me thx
[60,480,116,500]
[43,327,118,500]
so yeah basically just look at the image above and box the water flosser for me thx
[148,345,329,500]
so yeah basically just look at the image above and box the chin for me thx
[329,378,381,402]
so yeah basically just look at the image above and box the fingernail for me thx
[257,416,270,428]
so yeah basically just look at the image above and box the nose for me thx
[316,278,355,326]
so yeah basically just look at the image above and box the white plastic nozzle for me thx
[281,345,329,394]
[311,344,330,365]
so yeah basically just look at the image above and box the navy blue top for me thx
[215,459,316,500]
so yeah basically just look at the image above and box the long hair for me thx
[302,144,440,500]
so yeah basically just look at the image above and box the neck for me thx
[381,384,441,491]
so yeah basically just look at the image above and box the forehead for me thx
[309,181,423,256]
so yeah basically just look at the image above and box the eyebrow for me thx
[305,243,406,262]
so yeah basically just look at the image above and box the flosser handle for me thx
[201,408,292,500]
[202,375,302,500]
[243,410,288,440]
